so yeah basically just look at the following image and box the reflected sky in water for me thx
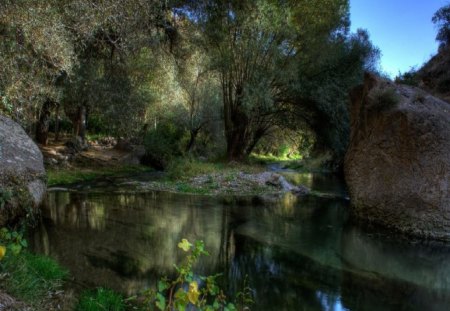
[31,174,450,311]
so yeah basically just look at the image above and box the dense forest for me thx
[0,0,380,169]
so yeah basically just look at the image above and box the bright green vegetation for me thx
[76,288,126,311]
[47,165,152,186]
[143,239,252,311]
[0,228,68,306]
[1,252,68,303]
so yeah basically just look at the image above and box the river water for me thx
[30,174,450,310]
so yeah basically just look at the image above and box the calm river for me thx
[30,174,450,310]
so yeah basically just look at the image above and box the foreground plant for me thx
[0,227,68,305]
[144,239,252,311]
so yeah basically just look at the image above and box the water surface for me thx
[31,174,450,310]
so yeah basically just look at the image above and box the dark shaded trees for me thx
[433,4,450,47]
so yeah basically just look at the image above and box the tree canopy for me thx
[0,0,380,166]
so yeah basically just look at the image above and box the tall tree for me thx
[180,0,357,160]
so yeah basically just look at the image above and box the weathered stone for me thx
[0,115,46,225]
[345,74,450,240]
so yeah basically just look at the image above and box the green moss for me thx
[0,251,68,304]
[47,165,153,186]
[76,288,126,311]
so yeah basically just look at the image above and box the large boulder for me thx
[345,74,450,240]
[0,115,46,225]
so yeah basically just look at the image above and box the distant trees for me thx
[433,4,450,47]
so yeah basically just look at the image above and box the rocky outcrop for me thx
[345,74,450,240]
[0,115,46,225]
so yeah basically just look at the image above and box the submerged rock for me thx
[345,73,450,240]
[0,115,46,225]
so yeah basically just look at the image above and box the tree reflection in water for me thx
[31,185,450,311]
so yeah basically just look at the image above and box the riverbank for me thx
[48,158,310,196]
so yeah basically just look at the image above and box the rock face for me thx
[0,115,46,225]
[345,74,450,240]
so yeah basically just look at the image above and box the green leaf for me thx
[158,279,169,292]
[224,303,237,311]
[9,244,22,255]
[178,239,192,252]
[174,288,188,301]
[155,293,166,310]
[20,239,28,248]
[186,271,194,283]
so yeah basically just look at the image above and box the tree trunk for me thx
[185,128,200,153]
[225,110,251,161]
[36,99,52,145]
[54,103,60,142]
[74,105,87,141]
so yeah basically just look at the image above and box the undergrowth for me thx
[76,288,126,311]
[47,165,152,186]
[0,227,67,306]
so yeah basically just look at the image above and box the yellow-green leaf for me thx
[188,281,200,305]
[178,239,192,252]
[0,245,6,260]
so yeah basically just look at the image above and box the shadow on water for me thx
[31,175,450,311]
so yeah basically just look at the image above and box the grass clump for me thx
[0,251,68,304]
[47,165,152,186]
[166,158,223,180]
[76,288,126,311]
[369,87,400,113]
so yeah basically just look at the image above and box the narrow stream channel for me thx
[30,174,450,310]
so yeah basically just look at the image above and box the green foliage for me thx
[0,227,28,256]
[0,247,68,304]
[143,123,185,169]
[0,189,12,210]
[76,288,126,311]
[143,239,252,311]
[166,158,221,180]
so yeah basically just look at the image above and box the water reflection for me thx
[31,178,450,311]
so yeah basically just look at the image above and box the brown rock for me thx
[345,73,450,240]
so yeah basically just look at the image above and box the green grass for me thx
[76,288,126,311]
[47,165,153,186]
[249,153,302,164]
[165,157,263,181]
[0,251,68,304]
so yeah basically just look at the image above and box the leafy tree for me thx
[0,0,76,136]
[432,4,450,46]
[178,0,377,162]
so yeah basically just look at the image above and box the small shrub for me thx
[143,123,185,170]
[143,239,253,311]
[369,87,400,113]
[76,288,126,311]
[395,68,419,86]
